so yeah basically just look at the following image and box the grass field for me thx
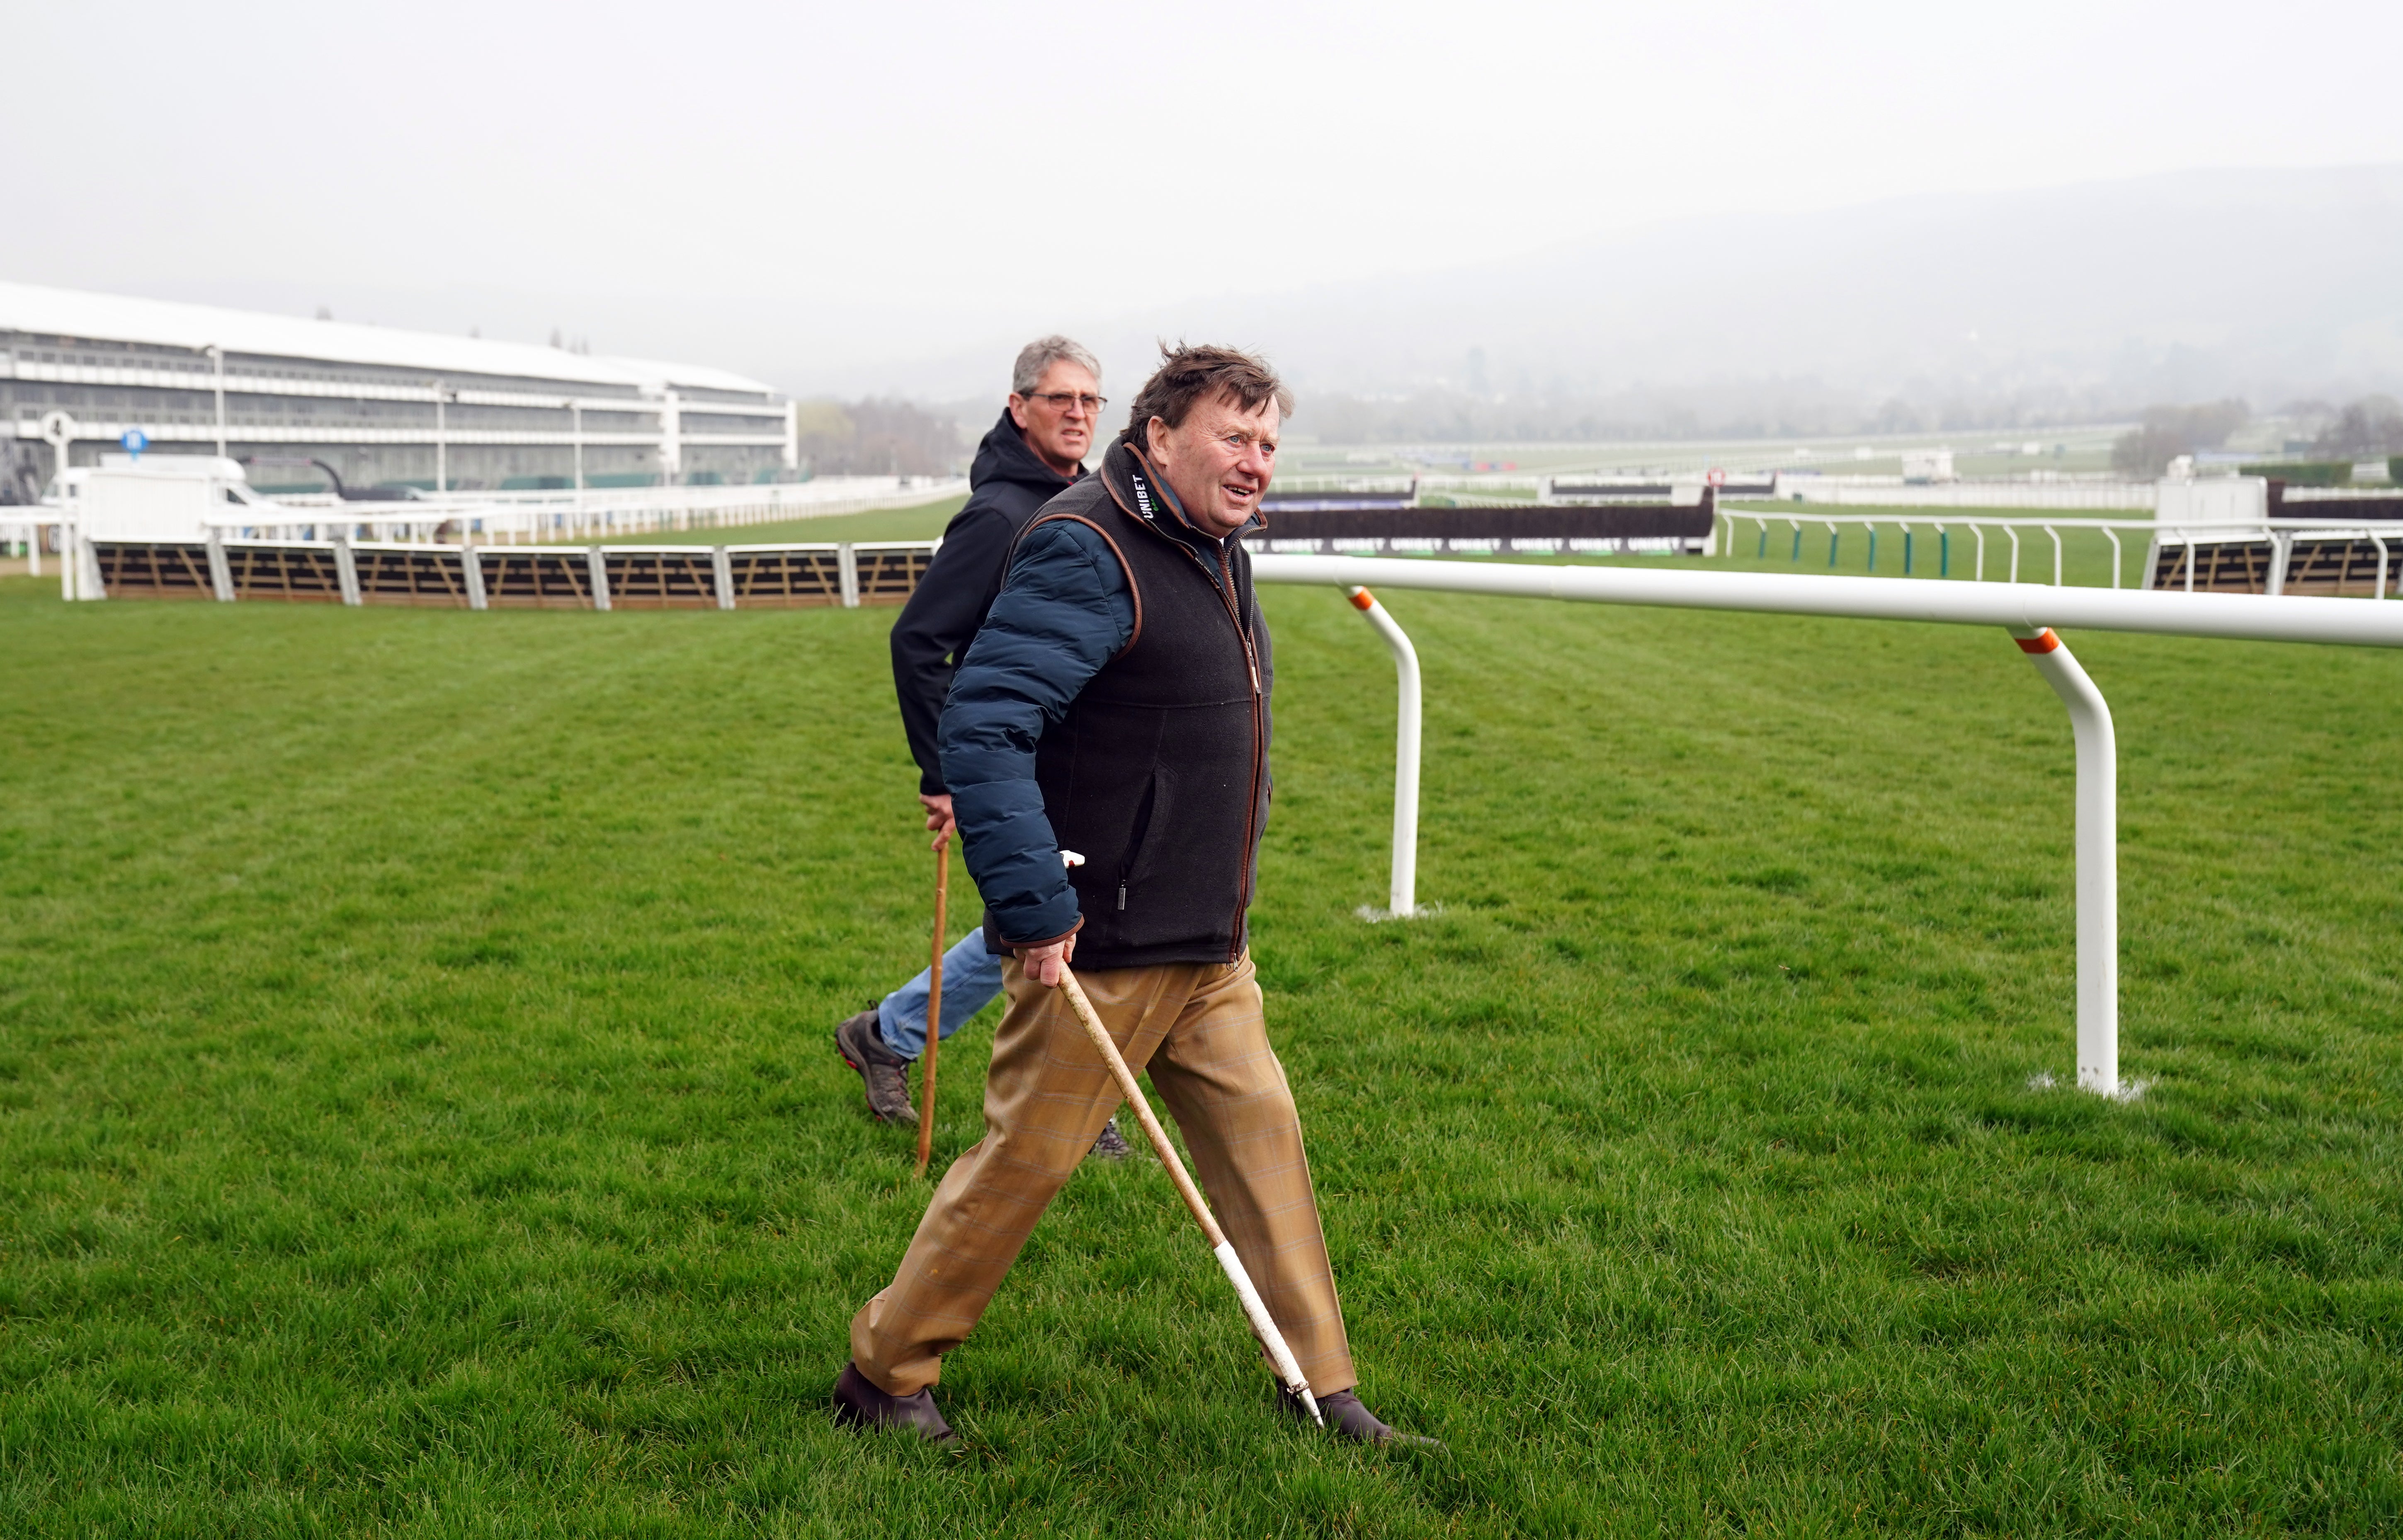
[2,555,2400,1536]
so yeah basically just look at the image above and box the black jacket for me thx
[889,410,1085,794]
[943,439,1273,965]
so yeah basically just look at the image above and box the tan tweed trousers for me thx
[850,950,1355,1398]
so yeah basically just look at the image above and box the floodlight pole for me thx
[2010,626,2119,1095]
[1345,586,1422,919]
[208,345,226,458]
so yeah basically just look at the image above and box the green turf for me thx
[563,495,966,549]
[2,565,2399,1537]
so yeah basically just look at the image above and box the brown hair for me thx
[1118,342,1294,446]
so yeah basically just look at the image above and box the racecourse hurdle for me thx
[86,538,939,611]
[1253,554,2403,1099]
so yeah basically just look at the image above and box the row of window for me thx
[6,389,658,431]
[4,335,660,401]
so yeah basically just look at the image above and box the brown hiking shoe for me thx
[1282,1386,1445,1449]
[834,1009,916,1125]
[831,1362,959,1445]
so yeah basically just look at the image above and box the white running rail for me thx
[1771,480,2157,511]
[206,475,969,545]
[1342,586,1422,919]
[1255,554,2403,1097]
[1717,509,2403,594]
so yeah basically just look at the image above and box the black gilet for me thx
[981,454,1272,968]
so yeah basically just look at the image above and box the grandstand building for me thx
[2,281,800,499]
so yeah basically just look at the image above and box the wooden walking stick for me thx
[914,839,948,1178]
[1053,963,1323,1426]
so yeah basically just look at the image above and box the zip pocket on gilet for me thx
[1117,775,1159,914]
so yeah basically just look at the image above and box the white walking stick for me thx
[1053,963,1323,1426]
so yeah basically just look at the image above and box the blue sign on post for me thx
[120,429,150,459]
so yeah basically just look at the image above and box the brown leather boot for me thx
[831,1362,959,1445]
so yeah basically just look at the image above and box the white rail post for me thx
[837,542,860,609]
[712,545,736,611]
[461,541,488,611]
[333,535,362,606]
[586,546,612,611]
[81,527,107,601]
[2010,626,2119,1095]
[205,529,235,602]
[1345,585,1422,919]
[61,522,90,601]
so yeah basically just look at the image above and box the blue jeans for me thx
[876,927,1006,1061]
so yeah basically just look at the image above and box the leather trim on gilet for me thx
[982,470,1270,968]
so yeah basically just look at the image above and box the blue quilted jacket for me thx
[939,440,1272,953]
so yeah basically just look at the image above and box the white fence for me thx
[5,477,968,591]
[1716,509,2403,596]
[215,475,969,545]
[1746,479,2159,510]
[1254,552,2403,1100]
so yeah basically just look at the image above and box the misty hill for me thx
[903,164,2403,438]
[132,165,2403,442]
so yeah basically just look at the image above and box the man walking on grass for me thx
[833,336,1130,1163]
[832,345,1434,1448]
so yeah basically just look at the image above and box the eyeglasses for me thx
[1024,391,1107,413]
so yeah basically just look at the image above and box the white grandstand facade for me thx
[1,281,801,501]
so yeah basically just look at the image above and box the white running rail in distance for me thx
[1716,509,2403,597]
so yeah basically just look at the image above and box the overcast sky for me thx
[7,0,2403,393]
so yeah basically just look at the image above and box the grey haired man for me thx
[834,336,1131,1162]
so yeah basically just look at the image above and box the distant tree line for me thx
[2308,395,2403,458]
[2110,400,2250,477]
[792,398,962,477]
[1294,383,2122,445]
[2107,394,2403,478]
[781,387,2403,473]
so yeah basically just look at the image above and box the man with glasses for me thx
[835,336,1132,1162]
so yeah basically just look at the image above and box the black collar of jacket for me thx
[971,407,1086,496]
[1100,437,1265,553]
